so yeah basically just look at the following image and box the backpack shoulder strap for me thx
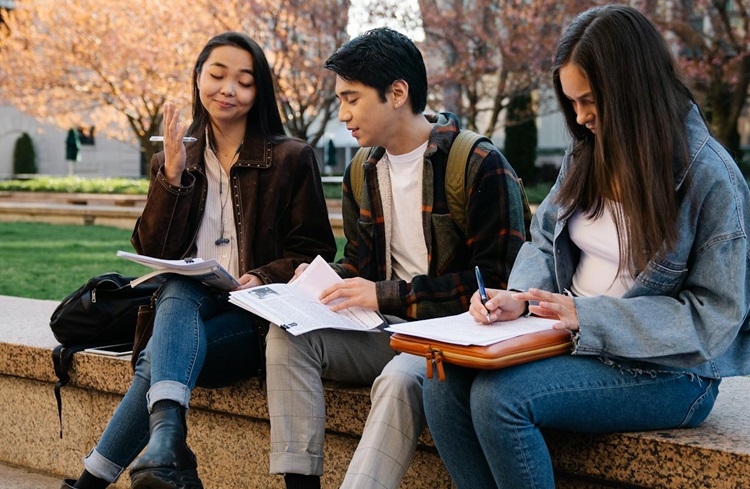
[52,343,90,439]
[348,146,372,208]
[445,130,491,234]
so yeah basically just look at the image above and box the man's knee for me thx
[266,324,323,371]
[372,355,426,400]
[266,323,289,344]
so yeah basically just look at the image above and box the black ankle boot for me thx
[60,480,76,489]
[129,406,203,489]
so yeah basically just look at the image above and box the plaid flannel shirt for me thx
[331,112,528,320]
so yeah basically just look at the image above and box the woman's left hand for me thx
[511,288,579,331]
[234,273,264,290]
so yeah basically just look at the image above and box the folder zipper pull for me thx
[424,348,446,381]
[433,349,445,381]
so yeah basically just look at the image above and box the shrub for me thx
[0,176,149,194]
[13,132,37,175]
[504,93,538,183]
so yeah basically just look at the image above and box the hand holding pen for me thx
[470,268,528,324]
[475,266,492,323]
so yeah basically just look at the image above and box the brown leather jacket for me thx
[132,129,336,284]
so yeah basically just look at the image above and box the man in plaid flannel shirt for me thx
[265,27,529,489]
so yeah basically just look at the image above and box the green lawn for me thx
[0,222,346,301]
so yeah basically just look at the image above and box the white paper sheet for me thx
[385,312,558,346]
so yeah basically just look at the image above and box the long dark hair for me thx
[187,32,286,142]
[552,5,694,275]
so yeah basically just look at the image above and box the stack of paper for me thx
[117,250,239,290]
[229,255,383,335]
[385,312,558,346]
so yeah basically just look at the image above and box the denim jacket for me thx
[508,105,750,379]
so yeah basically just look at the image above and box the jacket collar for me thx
[424,112,461,159]
[674,104,710,190]
[235,130,272,169]
[185,127,273,172]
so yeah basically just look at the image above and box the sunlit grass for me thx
[0,222,346,301]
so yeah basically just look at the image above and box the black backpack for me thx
[49,272,159,437]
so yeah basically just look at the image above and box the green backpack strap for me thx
[445,130,490,234]
[350,131,498,236]
[349,146,372,208]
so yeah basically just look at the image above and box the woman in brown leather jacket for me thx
[62,32,336,489]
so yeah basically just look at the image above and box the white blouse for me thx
[194,144,240,279]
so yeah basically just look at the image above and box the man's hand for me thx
[320,277,378,312]
[290,263,309,283]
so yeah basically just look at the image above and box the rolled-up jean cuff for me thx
[269,452,324,476]
[147,380,191,412]
[82,448,124,483]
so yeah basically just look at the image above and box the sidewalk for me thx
[0,461,60,489]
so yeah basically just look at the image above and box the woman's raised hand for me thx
[161,102,188,186]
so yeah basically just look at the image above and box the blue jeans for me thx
[423,355,720,489]
[83,276,260,482]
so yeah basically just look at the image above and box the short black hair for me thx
[324,27,427,114]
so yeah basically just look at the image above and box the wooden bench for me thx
[0,294,747,488]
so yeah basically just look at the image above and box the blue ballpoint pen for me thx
[474,266,492,323]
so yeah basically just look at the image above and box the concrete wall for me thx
[0,106,141,179]
[1,101,569,180]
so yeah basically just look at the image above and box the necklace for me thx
[214,143,242,246]
[215,176,231,245]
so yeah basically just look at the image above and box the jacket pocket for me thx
[431,213,463,275]
[635,257,688,294]
[356,218,375,257]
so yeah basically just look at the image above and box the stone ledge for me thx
[0,191,147,208]
[1,295,748,488]
[0,202,142,230]
[0,202,345,236]
[0,296,445,488]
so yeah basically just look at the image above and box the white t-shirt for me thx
[386,141,429,281]
[568,203,633,297]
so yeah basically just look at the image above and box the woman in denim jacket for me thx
[423,5,750,488]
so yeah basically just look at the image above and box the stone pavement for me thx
[0,461,60,489]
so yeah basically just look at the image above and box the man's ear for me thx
[390,80,409,109]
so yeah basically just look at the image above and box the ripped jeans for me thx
[423,354,720,489]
